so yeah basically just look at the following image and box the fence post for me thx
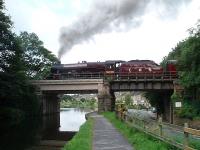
[184,123,189,149]
[143,120,145,130]
[158,117,163,137]
[123,110,126,122]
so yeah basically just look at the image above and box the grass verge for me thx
[103,112,178,150]
[62,118,93,150]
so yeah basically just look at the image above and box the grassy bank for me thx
[62,118,93,150]
[103,112,178,150]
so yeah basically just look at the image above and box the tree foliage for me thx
[163,21,200,100]
[146,21,200,119]
[18,32,59,79]
[0,0,16,72]
[124,93,132,106]
[0,0,39,120]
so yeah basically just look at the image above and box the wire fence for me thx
[115,105,200,150]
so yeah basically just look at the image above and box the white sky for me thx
[4,0,200,64]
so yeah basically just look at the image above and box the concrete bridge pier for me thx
[42,93,60,115]
[97,83,115,112]
[162,91,173,123]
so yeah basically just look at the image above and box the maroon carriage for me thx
[119,60,163,79]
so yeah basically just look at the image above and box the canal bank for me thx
[0,108,89,150]
[28,108,90,150]
[28,108,88,150]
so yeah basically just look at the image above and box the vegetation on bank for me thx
[145,21,200,120]
[162,21,200,120]
[116,92,149,110]
[60,95,97,109]
[63,118,93,150]
[103,112,178,150]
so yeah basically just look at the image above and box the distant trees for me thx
[60,95,97,109]
[124,93,132,106]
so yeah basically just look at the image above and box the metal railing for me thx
[51,71,178,81]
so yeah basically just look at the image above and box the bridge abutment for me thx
[98,83,115,112]
[42,93,60,115]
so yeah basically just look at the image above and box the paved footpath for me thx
[91,114,134,150]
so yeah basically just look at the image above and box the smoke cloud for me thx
[58,0,191,59]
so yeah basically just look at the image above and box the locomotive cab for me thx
[105,60,124,79]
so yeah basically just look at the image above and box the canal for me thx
[0,108,89,150]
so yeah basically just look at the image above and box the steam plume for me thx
[58,0,191,59]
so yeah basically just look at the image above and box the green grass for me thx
[62,118,93,150]
[103,112,178,150]
[164,129,200,149]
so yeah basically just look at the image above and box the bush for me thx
[0,107,25,127]
[176,99,200,119]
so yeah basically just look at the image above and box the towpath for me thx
[91,113,134,150]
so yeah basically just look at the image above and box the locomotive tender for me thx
[49,60,177,80]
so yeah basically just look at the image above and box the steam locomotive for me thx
[48,60,177,80]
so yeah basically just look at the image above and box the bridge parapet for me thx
[31,79,103,92]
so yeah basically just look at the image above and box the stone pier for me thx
[97,82,116,112]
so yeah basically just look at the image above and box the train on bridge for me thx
[48,60,177,80]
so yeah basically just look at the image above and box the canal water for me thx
[0,108,89,150]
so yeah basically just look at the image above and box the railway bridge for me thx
[32,73,181,123]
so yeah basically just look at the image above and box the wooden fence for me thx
[115,105,200,150]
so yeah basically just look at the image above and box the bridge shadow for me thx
[41,114,76,141]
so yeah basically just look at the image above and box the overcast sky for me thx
[5,0,200,64]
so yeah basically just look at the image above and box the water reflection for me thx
[60,108,89,131]
[41,108,88,141]
[0,108,89,150]
[0,117,41,150]
[41,114,76,141]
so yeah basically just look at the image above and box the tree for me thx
[0,0,16,72]
[163,21,200,99]
[0,0,39,119]
[18,32,59,79]
[158,21,200,119]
